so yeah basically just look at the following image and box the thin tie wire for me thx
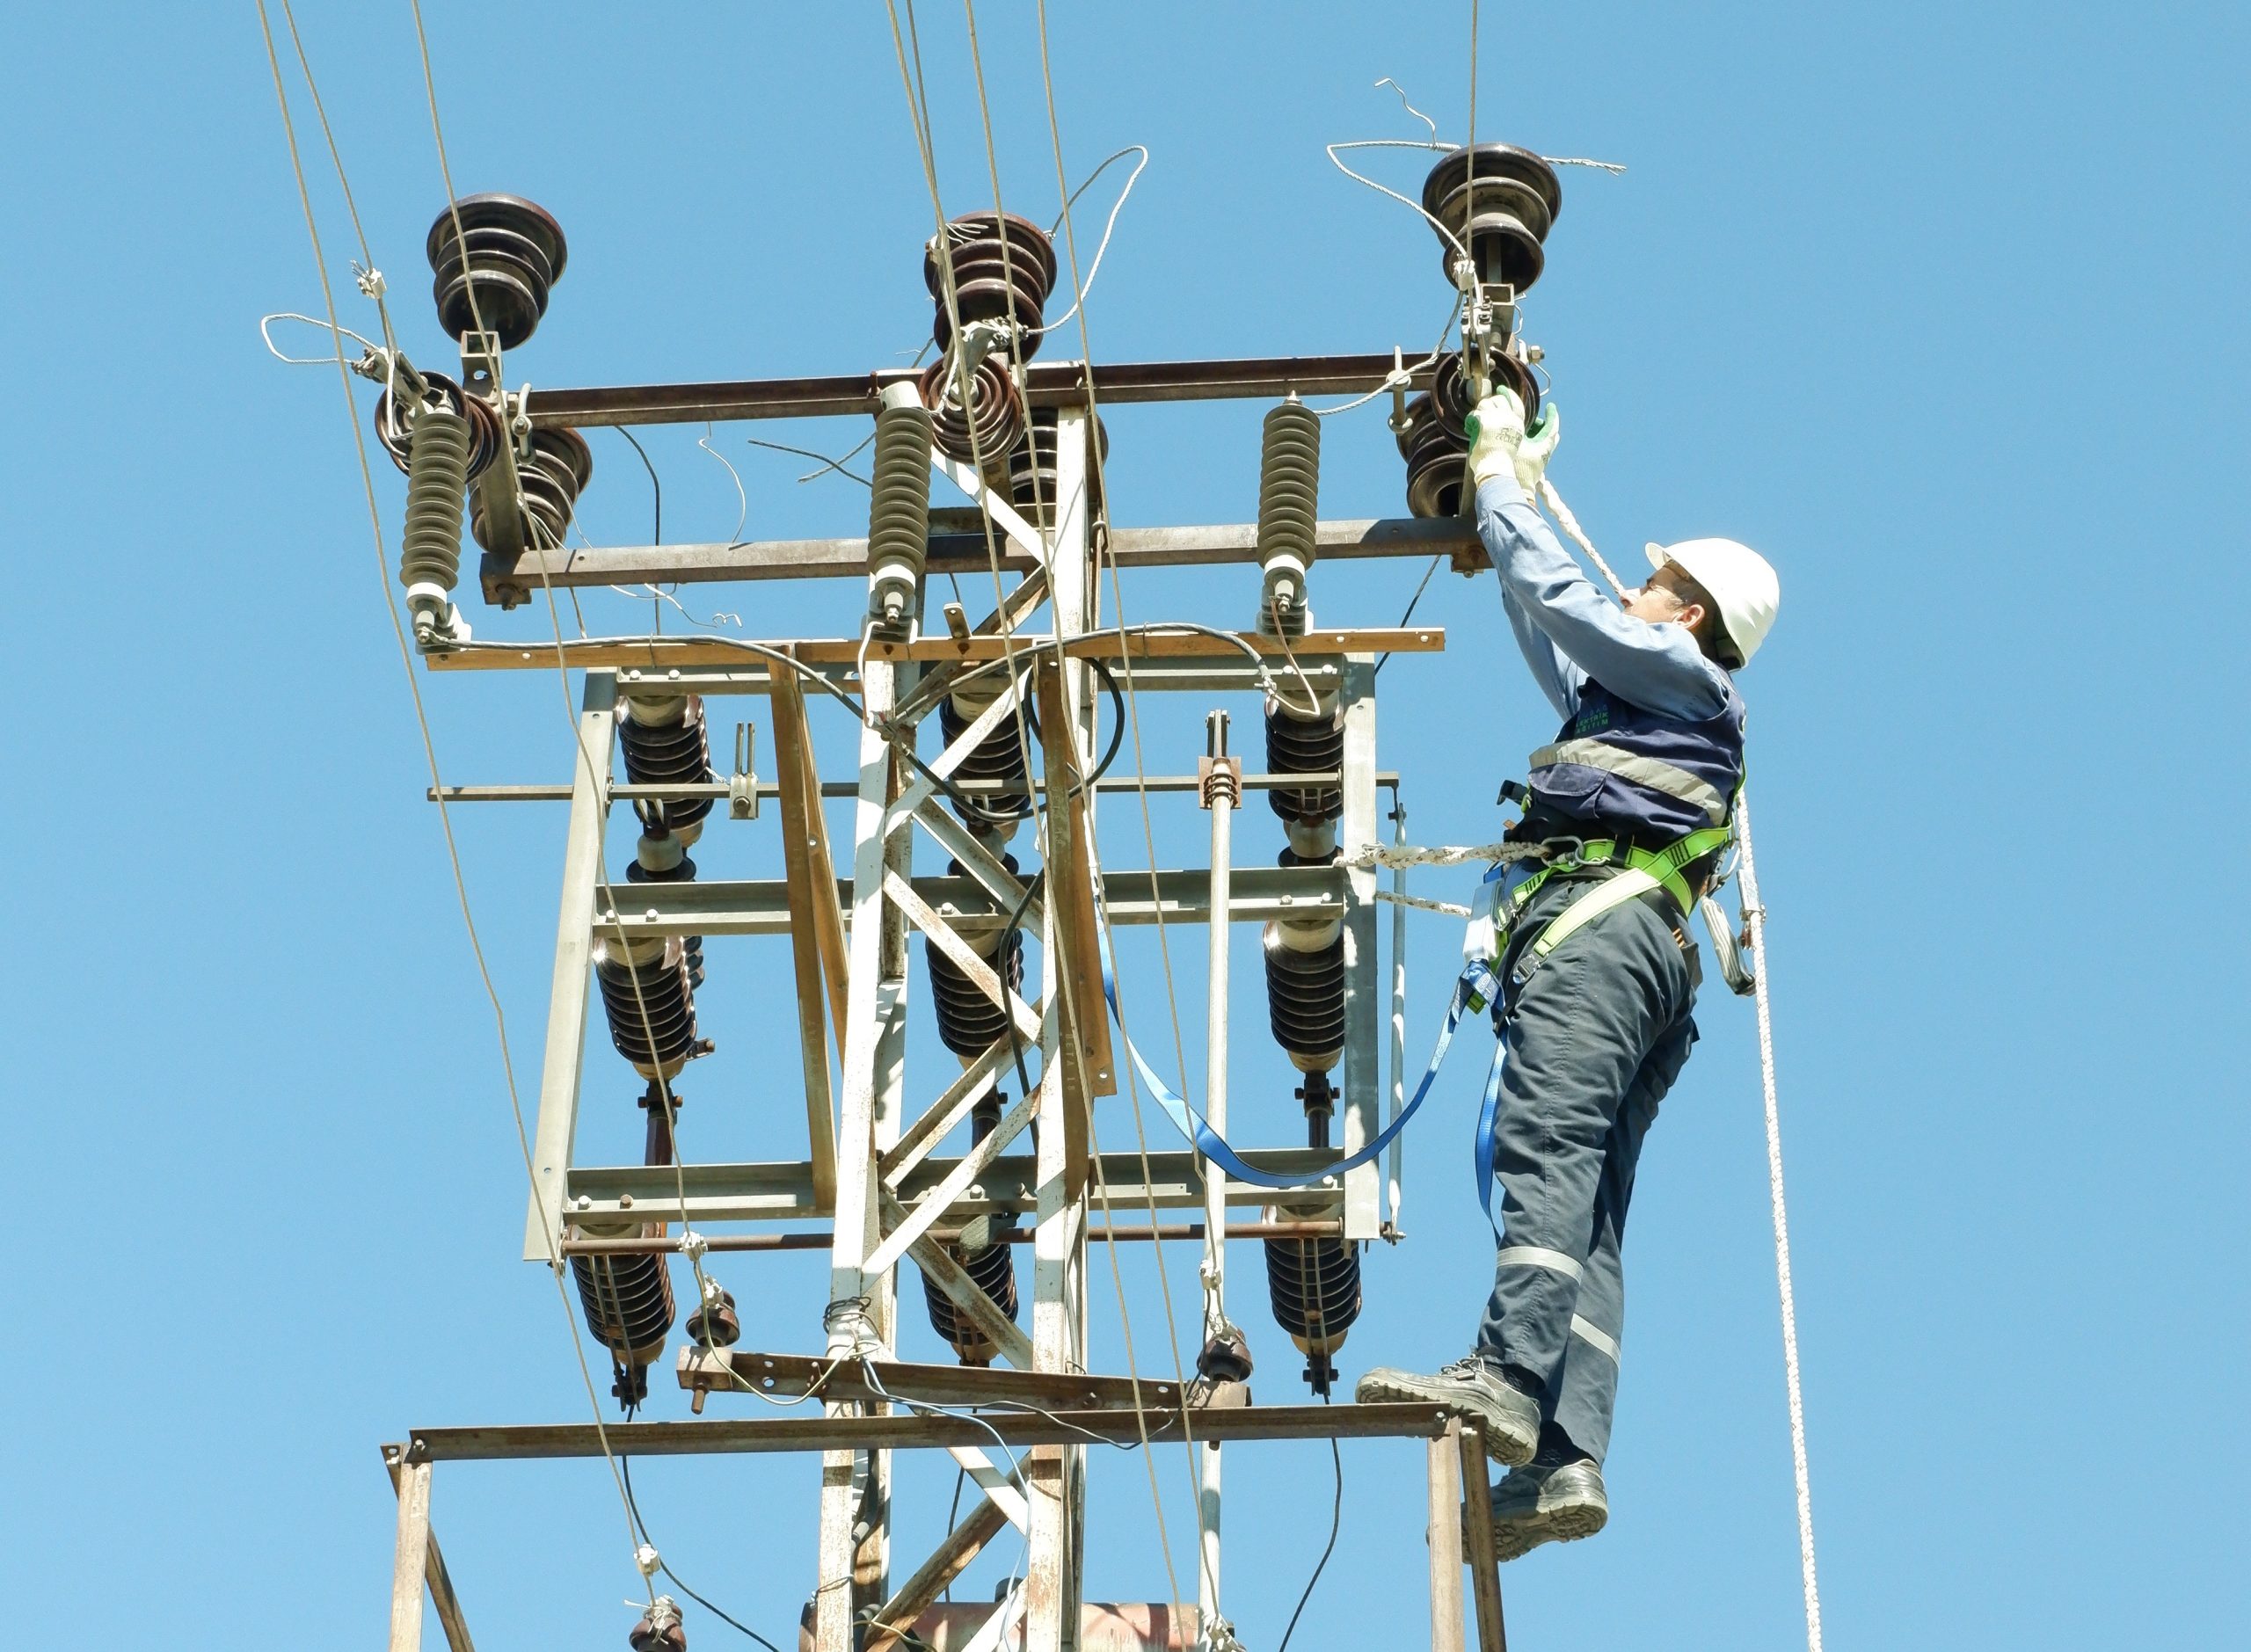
[256,0,646,1582]
[1732,789,1825,1652]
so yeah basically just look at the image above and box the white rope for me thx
[1341,840,1545,870]
[1372,887,1470,918]
[1732,789,1825,1652]
[1537,477,1629,600]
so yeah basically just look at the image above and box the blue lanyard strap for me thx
[1098,924,1490,1191]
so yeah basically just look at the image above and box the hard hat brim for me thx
[1644,541,1669,571]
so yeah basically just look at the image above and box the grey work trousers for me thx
[1475,871,1699,1464]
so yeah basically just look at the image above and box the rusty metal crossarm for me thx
[424,627,1444,673]
[523,352,1432,429]
[404,1401,1459,1461]
[480,517,1483,604]
[678,1350,1188,1413]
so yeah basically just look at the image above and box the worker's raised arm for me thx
[1475,476,1729,722]
[1496,564,1584,719]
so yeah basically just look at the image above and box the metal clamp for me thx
[729,722,759,819]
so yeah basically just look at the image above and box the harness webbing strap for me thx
[1098,925,1485,1191]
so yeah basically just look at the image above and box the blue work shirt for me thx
[1473,477,1738,724]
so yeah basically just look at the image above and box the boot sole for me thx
[1486,1497,1607,1562]
[1354,1371,1539,1466]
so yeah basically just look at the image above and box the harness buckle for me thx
[1461,958,1502,1015]
[1538,835,1585,871]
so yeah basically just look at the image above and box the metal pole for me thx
[1386,789,1409,1236]
[1197,710,1239,1641]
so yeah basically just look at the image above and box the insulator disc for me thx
[1264,1233,1362,1392]
[1420,144,1563,291]
[572,1249,674,1369]
[1006,408,1108,528]
[919,354,1025,467]
[921,1240,1020,1366]
[1397,395,1468,520]
[1431,351,1541,437]
[471,426,593,553]
[375,371,504,482]
[927,211,1056,360]
[927,926,1027,1059]
[594,938,703,1079]
[1264,927,1346,1072]
[1264,701,1344,825]
[617,696,717,837]
[425,193,568,348]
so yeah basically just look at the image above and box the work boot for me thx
[1353,1357,1541,1466]
[1473,1456,1609,1561]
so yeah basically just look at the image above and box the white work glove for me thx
[1464,389,1561,493]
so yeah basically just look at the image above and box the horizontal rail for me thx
[590,863,1345,939]
[429,772,1395,804]
[480,517,1482,602]
[403,1401,1459,1461]
[677,1350,1191,1411]
[423,628,1435,673]
[525,352,1430,428]
[561,1218,1344,1255]
[563,1146,1345,1225]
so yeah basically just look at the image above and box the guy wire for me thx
[260,0,647,1582]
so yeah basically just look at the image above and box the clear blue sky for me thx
[4,3,2245,1648]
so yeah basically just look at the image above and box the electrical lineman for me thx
[1356,386,1780,1561]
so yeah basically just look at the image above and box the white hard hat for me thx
[1644,537,1781,666]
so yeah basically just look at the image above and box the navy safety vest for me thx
[1525,676,1745,842]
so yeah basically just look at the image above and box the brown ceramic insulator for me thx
[1396,394,1469,520]
[1004,407,1109,528]
[1431,350,1541,439]
[917,354,1024,467]
[1419,143,1563,291]
[926,210,1057,361]
[470,426,594,553]
[374,371,505,481]
[425,193,568,348]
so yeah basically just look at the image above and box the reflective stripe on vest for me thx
[1526,737,1729,825]
[1526,678,1745,843]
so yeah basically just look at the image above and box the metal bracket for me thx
[729,721,759,819]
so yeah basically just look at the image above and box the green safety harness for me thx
[1463,773,1744,1228]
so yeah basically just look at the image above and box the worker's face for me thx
[1623,566,1707,634]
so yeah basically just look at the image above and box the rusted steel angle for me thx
[479,517,1482,602]
[677,1350,1187,1413]
[425,626,1443,673]
[406,1401,1457,1461]
[526,353,1431,428]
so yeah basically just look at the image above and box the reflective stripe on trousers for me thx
[1474,873,1695,1464]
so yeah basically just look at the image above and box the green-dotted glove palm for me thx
[1465,388,1561,493]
